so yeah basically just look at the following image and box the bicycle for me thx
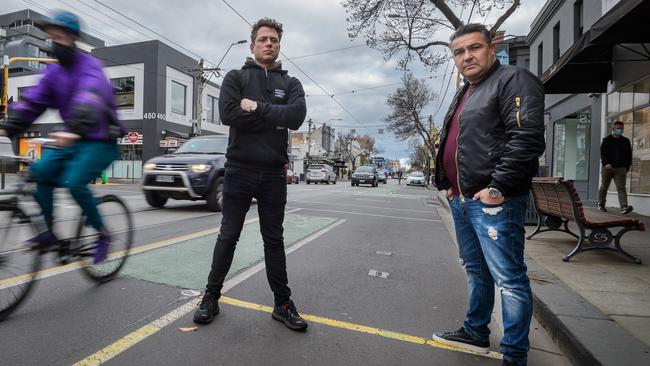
[0,136,133,321]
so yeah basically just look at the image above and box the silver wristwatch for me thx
[488,187,503,199]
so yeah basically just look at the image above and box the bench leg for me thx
[614,227,642,264]
[562,231,586,262]
[526,213,544,240]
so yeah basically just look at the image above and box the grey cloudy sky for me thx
[4,0,545,160]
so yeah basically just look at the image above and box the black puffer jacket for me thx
[434,61,546,198]
[219,58,306,170]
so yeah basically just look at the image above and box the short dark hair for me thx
[251,18,283,43]
[613,121,624,127]
[450,23,493,46]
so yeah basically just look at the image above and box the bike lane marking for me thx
[72,218,347,366]
[0,209,301,290]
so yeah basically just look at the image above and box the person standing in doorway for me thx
[598,121,633,214]
[433,24,545,366]
[193,18,308,331]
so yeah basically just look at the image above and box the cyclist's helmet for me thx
[41,10,81,37]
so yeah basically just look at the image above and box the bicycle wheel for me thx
[0,204,42,321]
[77,195,133,283]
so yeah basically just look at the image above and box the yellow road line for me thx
[73,295,501,365]
[0,217,262,289]
[219,297,502,359]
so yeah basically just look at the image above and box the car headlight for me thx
[143,162,156,170]
[190,164,212,173]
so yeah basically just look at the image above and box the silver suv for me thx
[306,164,337,184]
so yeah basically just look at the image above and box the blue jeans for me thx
[30,141,118,231]
[449,194,532,366]
[205,164,291,306]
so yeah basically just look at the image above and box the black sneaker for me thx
[193,294,219,324]
[272,300,308,331]
[621,206,633,214]
[432,327,489,353]
[597,204,607,212]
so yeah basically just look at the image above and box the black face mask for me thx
[52,42,76,69]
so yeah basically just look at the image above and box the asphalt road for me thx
[0,179,567,365]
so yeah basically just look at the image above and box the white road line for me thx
[72,217,345,366]
[288,206,442,222]
[290,200,434,214]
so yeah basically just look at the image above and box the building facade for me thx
[528,0,650,214]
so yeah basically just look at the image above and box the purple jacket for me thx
[5,51,127,141]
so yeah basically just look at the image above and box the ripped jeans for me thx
[449,194,532,366]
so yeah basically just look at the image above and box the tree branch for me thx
[490,0,520,33]
[430,0,463,29]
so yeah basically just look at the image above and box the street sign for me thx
[128,132,139,143]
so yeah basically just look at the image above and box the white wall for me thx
[201,83,228,135]
[165,66,193,126]
[7,73,62,124]
[103,63,144,121]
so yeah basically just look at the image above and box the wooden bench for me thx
[528,177,645,263]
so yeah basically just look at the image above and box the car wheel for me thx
[206,176,224,212]
[383,179,387,184]
[325,180,330,185]
[145,191,168,208]
[307,180,310,184]
[296,179,299,184]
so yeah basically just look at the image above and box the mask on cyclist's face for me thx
[53,42,76,68]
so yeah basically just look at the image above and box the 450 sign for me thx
[143,113,166,120]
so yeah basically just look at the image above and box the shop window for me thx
[171,81,186,115]
[207,95,219,123]
[619,84,634,112]
[630,107,650,194]
[17,86,32,101]
[633,77,650,108]
[553,110,591,180]
[111,77,135,110]
[607,91,619,116]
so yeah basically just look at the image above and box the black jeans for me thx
[205,164,291,306]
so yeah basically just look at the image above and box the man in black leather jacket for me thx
[193,18,308,332]
[432,24,545,366]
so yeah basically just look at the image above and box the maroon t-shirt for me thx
[442,86,473,196]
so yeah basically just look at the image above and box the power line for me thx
[220,0,364,125]
[55,0,143,44]
[90,0,219,67]
[279,44,367,60]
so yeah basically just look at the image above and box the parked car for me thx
[351,166,379,187]
[377,169,388,184]
[406,171,426,186]
[306,164,337,184]
[141,135,227,211]
[287,169,300,184]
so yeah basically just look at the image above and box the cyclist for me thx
[0,11,126,263]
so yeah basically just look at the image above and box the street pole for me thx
[306,118,313,167]
[188,40,246,136]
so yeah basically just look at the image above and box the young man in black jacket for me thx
[193,18,308,331]
[598,121,633,214]
[433,24,545,366]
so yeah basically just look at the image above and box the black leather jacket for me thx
[434,61,546,198]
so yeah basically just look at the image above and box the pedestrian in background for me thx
[433,24,545,366]
[193,18,308,331]
[597,121,633,214]
[397,170,403,184]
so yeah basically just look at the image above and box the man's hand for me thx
[446,190,454,201]
[604,164,613,170]
[473,188,505,205]
[49,131,80,147]
[240,98,258,113]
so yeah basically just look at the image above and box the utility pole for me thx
[187,40,246,136]
[306,118,313,167]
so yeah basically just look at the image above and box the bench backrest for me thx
[530,177,587,224]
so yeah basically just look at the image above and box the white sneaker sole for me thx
[431,333,490,354]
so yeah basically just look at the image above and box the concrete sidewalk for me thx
[435,192,650,365]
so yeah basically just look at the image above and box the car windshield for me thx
[309,165,325,170]
[174,137,228,154]
[410,172,424,177]
[355,166,373,173]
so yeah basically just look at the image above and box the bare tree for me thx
[409,139,430,171]
[342,0,521,70]
[335,132,379,171]
[386,72,438,163]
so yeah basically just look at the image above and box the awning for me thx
[542,0,650,94]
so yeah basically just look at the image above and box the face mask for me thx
[614,128,623,136]
[52,42,76,69]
